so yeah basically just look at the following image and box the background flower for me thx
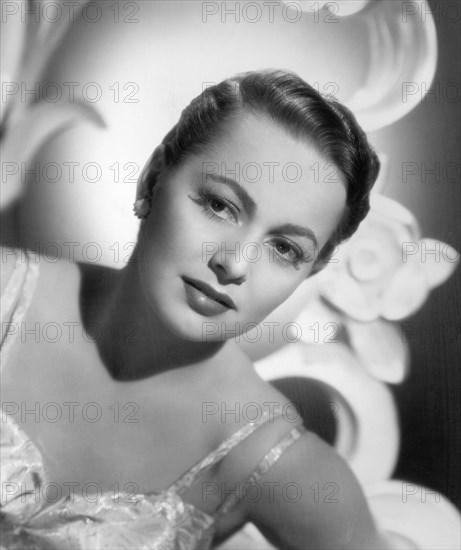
[303,193,460,383]
[317,193,459,322]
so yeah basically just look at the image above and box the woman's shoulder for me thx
[0,246,43,320]
[205,341,306,462]
[0,245,114,312]
[0,246,121,356]
[1,245,77,291]
[1,246,25,297]
[210,341,298,416]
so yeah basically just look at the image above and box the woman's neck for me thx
[78,256,226,381]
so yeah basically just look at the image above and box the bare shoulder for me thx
[0,244,96,319]
[210,341,302,428]
[208,341,306,484]
[237,424,384,549]
[207,347,387,548]
[1,245,20,296]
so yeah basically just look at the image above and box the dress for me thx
[0,250,307,550]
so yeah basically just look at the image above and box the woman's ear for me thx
[135,143,168,200]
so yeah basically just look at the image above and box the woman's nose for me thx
[208,241,251,284]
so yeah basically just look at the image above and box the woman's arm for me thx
[239,427,400,550]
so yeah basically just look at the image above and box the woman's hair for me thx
[147,69,380,276]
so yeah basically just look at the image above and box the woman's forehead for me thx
[206,111,312,163]
[185,113,346,201]
[195,113,335,186]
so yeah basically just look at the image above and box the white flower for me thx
[317,194,459,322]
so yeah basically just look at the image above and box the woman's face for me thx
[137,112,346,342]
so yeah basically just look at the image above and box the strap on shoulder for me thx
[168,403,287,496]
[1,249,40,370]
[213,423,308,519]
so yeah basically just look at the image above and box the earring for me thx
[133,195,152,220]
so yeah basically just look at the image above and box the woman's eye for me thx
[270,239,311,267]
[274,240,299,262]
[190,190,238,223]
[209,197,227,214]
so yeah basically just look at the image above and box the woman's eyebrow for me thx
[203,173,257,217]
[269,223,319,249]
[203,172,319,249]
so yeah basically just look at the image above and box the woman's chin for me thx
[165,309,250,344]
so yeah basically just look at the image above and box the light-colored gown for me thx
[0,250,307,549]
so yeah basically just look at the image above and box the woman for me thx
[1,69,404,549]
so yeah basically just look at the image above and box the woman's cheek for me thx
[182,212,217,259]
[149,195,195,255]
[253,270,297,320]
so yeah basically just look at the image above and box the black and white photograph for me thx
[1,1,460,548]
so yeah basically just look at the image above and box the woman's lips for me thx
[182,277,236,309]
[182,277,236,316]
